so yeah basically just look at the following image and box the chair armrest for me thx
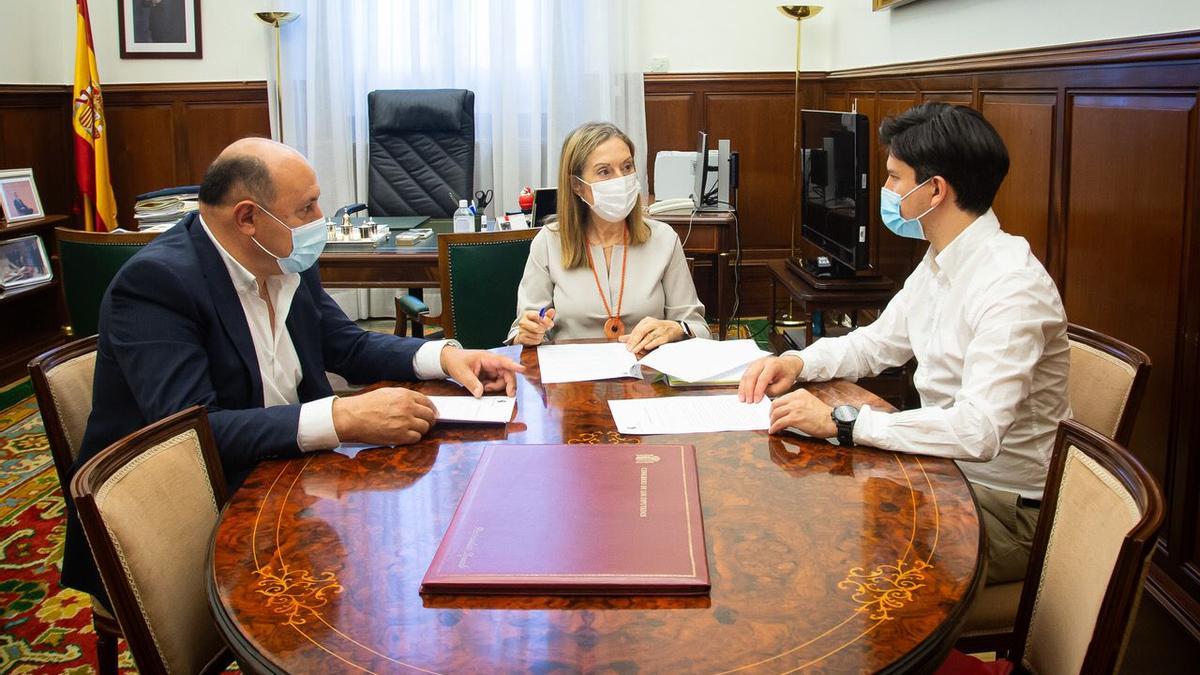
[396,294,431,318]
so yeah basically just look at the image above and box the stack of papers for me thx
[638,339,768,384]
[608,395,770,434]
[427,395,515,424]
[535,339,769,386]
[134,194,198,225]
[333,395,515,459]
[536,343,639,384]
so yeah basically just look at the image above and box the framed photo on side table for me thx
[0,169,44,224]
[118,0,203,59]
[0,235,53,291]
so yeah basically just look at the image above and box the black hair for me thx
[879,103,1009,215]
[197,154,276,206]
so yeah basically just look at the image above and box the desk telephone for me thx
[646,198,696,216]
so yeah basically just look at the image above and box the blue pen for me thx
[538,306,551,320]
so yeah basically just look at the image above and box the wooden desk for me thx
[209,346,984,673]
[318,213,734,338]
[766,260,896,350]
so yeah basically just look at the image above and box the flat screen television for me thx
[799,110,871,277]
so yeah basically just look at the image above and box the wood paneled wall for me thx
[645,73,823,257]
[102,82,270,225]
[0,81,269,381]
[0,87,76,218]
[647,30,1200,638]
[0,82,269,230]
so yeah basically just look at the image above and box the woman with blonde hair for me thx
[507,122,709,351]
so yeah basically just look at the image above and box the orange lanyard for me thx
[586,228,628,338]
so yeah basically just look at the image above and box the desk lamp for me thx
[255,11,300,144]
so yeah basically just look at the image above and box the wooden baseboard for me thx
[1147,563,1200,643]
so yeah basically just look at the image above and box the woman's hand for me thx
[514,308,555,345]
[620,318,685,353]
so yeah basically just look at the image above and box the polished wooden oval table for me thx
[208,345,984,674]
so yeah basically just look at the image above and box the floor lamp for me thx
[255,11,300,144]
[777,5,823,269]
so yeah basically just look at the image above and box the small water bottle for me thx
[453,199,473,233]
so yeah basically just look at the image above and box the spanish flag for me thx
[72,0,117,232]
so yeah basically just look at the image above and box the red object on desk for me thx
[518,186,534,212]
[421,443,710,595]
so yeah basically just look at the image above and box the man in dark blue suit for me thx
[62,137,524,602]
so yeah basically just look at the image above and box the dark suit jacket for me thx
[62,212,427,601]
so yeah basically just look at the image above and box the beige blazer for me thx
[506,218,710,343]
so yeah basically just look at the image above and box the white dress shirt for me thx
[785,210,1070,499]
[199,216,451,452]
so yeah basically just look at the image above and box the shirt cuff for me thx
[851,404,885,448]
[297,396,340,452]
[414,339,463,380]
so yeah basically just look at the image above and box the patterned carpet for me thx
[0,379,137,674]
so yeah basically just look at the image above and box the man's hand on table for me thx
[768,389,836,437]
[738,355,805,403]
[332,387,437,446]
[440,346,525,397]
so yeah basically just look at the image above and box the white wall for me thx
[5,1,1200,85]
[639,0,833,73]
[825,0,1200,71]
[0,0,268,85]
[640,0,1200,73]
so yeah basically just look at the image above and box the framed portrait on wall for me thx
[0,235,53,291]
[0,169,45,224]
[874,0,923,9]
[118,0,203,59]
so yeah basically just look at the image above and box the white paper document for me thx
[608,394,771,435]
[639,338,769,383]
[427,395,516,424]
[536,343,641,384]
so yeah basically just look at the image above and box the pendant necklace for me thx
[586,229,628,339]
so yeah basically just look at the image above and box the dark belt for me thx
[1018,496,1042,509]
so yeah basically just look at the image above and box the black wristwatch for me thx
[831,405,859,446]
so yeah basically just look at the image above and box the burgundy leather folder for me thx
[421,444,710,595]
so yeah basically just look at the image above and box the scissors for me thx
[474,189,494,211]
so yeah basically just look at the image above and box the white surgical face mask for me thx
[880,178,936,240]
[250,205,327,274]
[576,173,640,222]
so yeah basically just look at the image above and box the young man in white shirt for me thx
[739,102,1070,584]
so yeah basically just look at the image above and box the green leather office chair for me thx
[395,229,538,349]
[56,227,159,337]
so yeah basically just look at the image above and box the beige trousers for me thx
[973,482,1042,585]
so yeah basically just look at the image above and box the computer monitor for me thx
[692,131,710,210]
[691,131,735,211]
[799,110,871,277]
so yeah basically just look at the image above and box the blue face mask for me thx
[880,178,936,240]
[251,205,327,274]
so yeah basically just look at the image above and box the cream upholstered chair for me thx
[940,420,1164,674]
[957,324,1152,653]
[1011,421,1163,673]
[28,336,122,675]
[69,406,233,675]
[1064,323,1151,445]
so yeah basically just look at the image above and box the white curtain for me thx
[263,0,647,319]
